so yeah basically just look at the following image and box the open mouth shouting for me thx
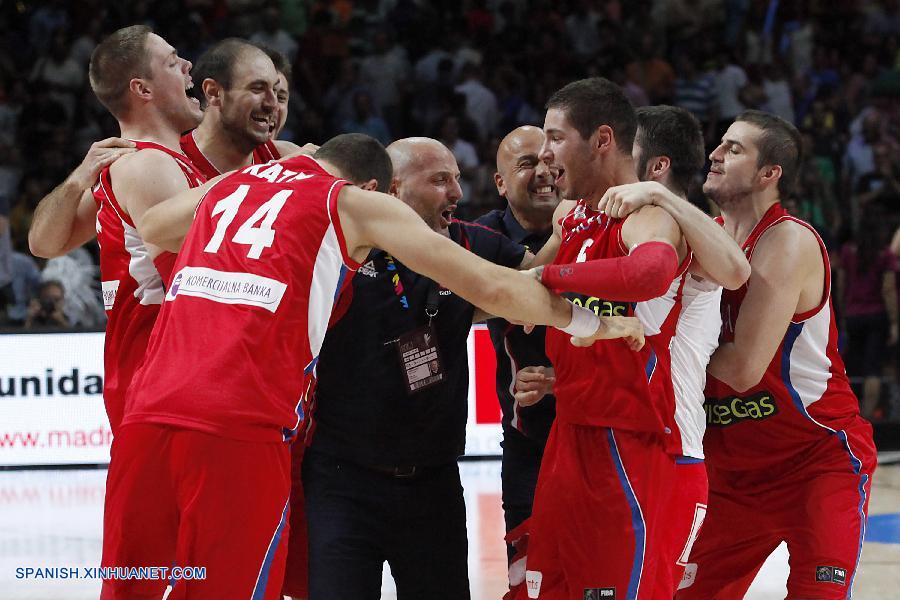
[440,204,457,228]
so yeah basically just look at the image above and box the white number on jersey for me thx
[576,238,594,263]
[203,185,291,259]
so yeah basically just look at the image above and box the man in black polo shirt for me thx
[475,126,560,562]
[304,137,532,599]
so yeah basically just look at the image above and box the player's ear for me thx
[759,164,782,188]
[359,178,378,192]
[593,125,613,153]
[203,78,222,108]
[129,78,152,101]
[652,156,670,178]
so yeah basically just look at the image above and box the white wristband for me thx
[558,304,601,338]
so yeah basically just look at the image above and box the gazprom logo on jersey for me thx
[166,266,287,313]
[704,391,778,427]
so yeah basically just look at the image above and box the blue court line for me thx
[865,513,900,544]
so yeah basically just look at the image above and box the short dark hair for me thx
[191,38,261,107]
[736,110,802,197]
[545,77,636,153]
[254,43,292,86]
[89,25,152,118]
[315,134,393,193]
[635,106,705,196]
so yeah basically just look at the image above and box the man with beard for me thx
[511,79,749,599]
[474,125,561,563]
[595,105,750,593]
[671,111,876,599]
[180,39,302,178]
[28,25,206,433]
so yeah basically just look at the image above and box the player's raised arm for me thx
[340,185,588,333]
[599,181,750,290]
[140,175,224,253]
[28,137,136,257]
[528,199,573,267]
[707,221,821,391]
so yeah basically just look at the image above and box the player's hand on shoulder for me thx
[72,137,136,189]
[279,141,319,159]
[514,366,556,407]
[598,181,669,219]
[570,316,645,351]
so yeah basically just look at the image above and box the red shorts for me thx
[676,425,876,600]
[657,460,708,594]
[516,422,677,600]
[101,423,291,600]
[282,440,308,599]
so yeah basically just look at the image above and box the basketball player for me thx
[512,79,748,600]
[101,134,643,598]
[27,25,206,433]
[180,39,302,178]
[597,105,750,593]
[670,112,877,599]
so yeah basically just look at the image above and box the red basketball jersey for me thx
[123,155,358,442]
[545,200,690,443]
[180,129,282,179]
[704,204,873,471]
[92,141,206,432]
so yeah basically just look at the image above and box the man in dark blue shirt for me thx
[303,137,532,599]
[476,125,561,562]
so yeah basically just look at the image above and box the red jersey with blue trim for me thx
[545,200,690,444]
[123,155,358,443]
[180,129,281,180]
[92,141,206,432]
[704,203,872,471]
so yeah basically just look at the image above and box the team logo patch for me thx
[584,588,615,599]
[525,570,542,599]
[816,566,846,585]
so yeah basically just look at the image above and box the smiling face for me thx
[144,33,203,131]
[496,126,560,224]
[270,71,289,139]
[393,141,462,236]
[704,120,765,207]
[540,107,597,200]
[218,49,279,149]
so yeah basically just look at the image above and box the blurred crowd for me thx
[0,0,898,418]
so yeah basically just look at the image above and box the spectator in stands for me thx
[837,214,899,420]
[24,279,68,329]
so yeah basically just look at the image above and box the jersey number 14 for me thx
[203,184,289,259]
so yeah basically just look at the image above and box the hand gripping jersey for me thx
[180,129,282,179]
[92,141,206,432]
[704,203,874,471]
[545,200,690,443]
[123,155,357,442]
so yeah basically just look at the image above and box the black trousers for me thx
[500,430,544,562]
[303,448,470,600]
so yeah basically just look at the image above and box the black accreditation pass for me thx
[397,325,444,393]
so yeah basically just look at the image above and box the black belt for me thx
[366,464,422,478]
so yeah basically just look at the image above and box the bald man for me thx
[475,126,561,562]
[302,137,532,599]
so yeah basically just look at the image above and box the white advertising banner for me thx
[0,327,504,467]
[0,332,111,466]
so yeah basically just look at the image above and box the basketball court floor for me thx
[2,457,898,599]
